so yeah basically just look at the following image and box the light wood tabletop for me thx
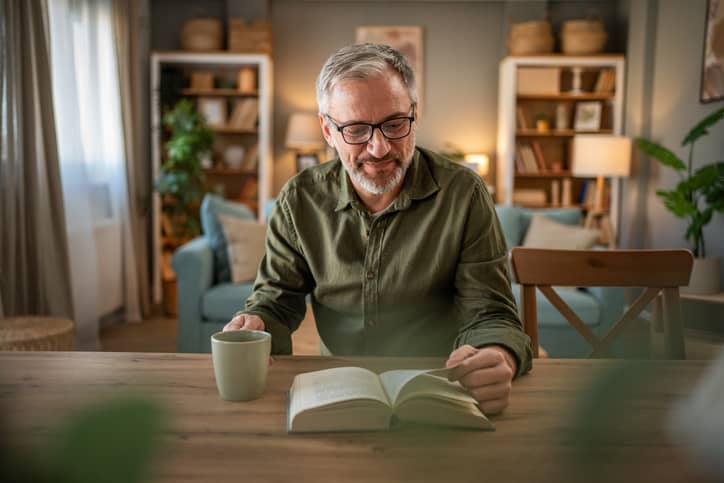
[0,352,715,483]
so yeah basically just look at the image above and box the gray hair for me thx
[316,43,418,114]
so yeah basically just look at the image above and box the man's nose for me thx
[366,127,391,159]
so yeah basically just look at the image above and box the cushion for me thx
[519,207,582,234]
[218,213,267,283]
[200,194,255,283]
[523,213,600,249]
[494,205,525,248]
[202,282,255,322]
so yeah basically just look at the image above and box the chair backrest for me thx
[509,248,694,358]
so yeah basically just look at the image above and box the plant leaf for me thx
[50,397,166,483]
[635,138,686,171]
[682,107,724,146]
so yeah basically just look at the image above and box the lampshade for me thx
[285,112,323,151]
[464,153,490,176]
[571,135,631,178]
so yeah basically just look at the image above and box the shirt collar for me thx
[334,147,439,212]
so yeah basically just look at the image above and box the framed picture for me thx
[296,153,319,173]
[198,97,226,127]
[573,101,602,131]
[701,0,724,102]
[356,26,424,111]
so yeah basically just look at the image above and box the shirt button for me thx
[367,319,376,327]
[366,271,375,280]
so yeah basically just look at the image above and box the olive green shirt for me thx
[243,146,532,377]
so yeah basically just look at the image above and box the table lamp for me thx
[286,112,324,171]
[463,153,490,176]
[571,135,631,246]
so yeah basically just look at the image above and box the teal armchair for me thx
[495,205,625,357]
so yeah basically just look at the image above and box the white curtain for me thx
[48,0,140,348]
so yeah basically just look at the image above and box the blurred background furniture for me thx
[510,248,693,358]
[173,194,275,353]
[0,316,75,351]
[496,205,625,357]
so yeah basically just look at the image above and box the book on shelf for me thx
[287,365,493,433]
[531,141,548,172]
[518,144,539,174]
[594,69,616,93]
[514,145,526,173]
[243,143,259,170]
[512,188,547,206]
[516,106,529,129]
[229,98,259,129]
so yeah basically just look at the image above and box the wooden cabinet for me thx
[150,52,273,303]
[496,55,625,231]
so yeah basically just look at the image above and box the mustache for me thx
[355,156,399,165]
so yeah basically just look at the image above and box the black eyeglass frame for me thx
[324,104,417,145]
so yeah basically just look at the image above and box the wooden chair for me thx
[510,248,694,359]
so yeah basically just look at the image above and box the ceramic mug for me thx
[211,330,271,401]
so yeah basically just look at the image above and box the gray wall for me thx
[622,0,724,330]
[269,0,620,190]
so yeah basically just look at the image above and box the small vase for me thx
[682,257,721,295]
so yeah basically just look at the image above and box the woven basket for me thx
[508,20,554,55]
[181,18,224,51]
[0,317,74,351]
[560,19,607,55]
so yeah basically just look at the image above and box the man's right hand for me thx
[223,313,265,332]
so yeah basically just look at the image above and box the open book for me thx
[287,365,493,433]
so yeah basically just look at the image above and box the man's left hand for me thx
[446,344,517,415]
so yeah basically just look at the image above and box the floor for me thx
[100,305,322,355]
[100,305,724,360]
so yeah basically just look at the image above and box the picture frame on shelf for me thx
[198,97,226,127]
[701,0,724,103]
[296,153,319,173]
[573,101,602,131]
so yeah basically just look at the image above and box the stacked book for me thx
[515,141,548,173]
[594,69,616,93]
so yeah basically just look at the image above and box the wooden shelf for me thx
[516,129,613,137]
[181,88,258,97]
[515,171,573,178]
[204,167,258,176]
[209,126,258,134]
[517,93,615,101]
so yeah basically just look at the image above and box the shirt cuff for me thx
[235,310,293,355]
[456,327,533,379]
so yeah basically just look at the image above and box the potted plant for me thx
[155,98,214,244]
[636,107,724,294]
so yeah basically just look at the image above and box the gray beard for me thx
[347,162,407,195]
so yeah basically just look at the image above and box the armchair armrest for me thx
[172,236,214,352]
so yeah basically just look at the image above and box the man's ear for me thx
[319,113,335,148]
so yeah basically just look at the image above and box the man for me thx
[224,43,532,414]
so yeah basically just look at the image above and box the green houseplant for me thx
[636,107,724,293]
[155,98,214,243]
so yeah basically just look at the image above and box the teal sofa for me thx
[173,196,624,356]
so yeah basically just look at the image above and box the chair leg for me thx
[661,288,686,359]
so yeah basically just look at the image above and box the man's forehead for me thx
[327,72,411,121]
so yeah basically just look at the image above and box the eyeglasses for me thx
[325,104,416,145]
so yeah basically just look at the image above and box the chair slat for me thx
[590,287,661,357]
[539,286,601,350]
[509,248,694,359]
[511,248,693,287]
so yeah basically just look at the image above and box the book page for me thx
[289,367,390,420]
[378,364,461,405]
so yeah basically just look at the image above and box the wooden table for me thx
[0,352,715,483]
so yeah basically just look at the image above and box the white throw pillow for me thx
[218,213,267,283]
[522,213,600,249]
